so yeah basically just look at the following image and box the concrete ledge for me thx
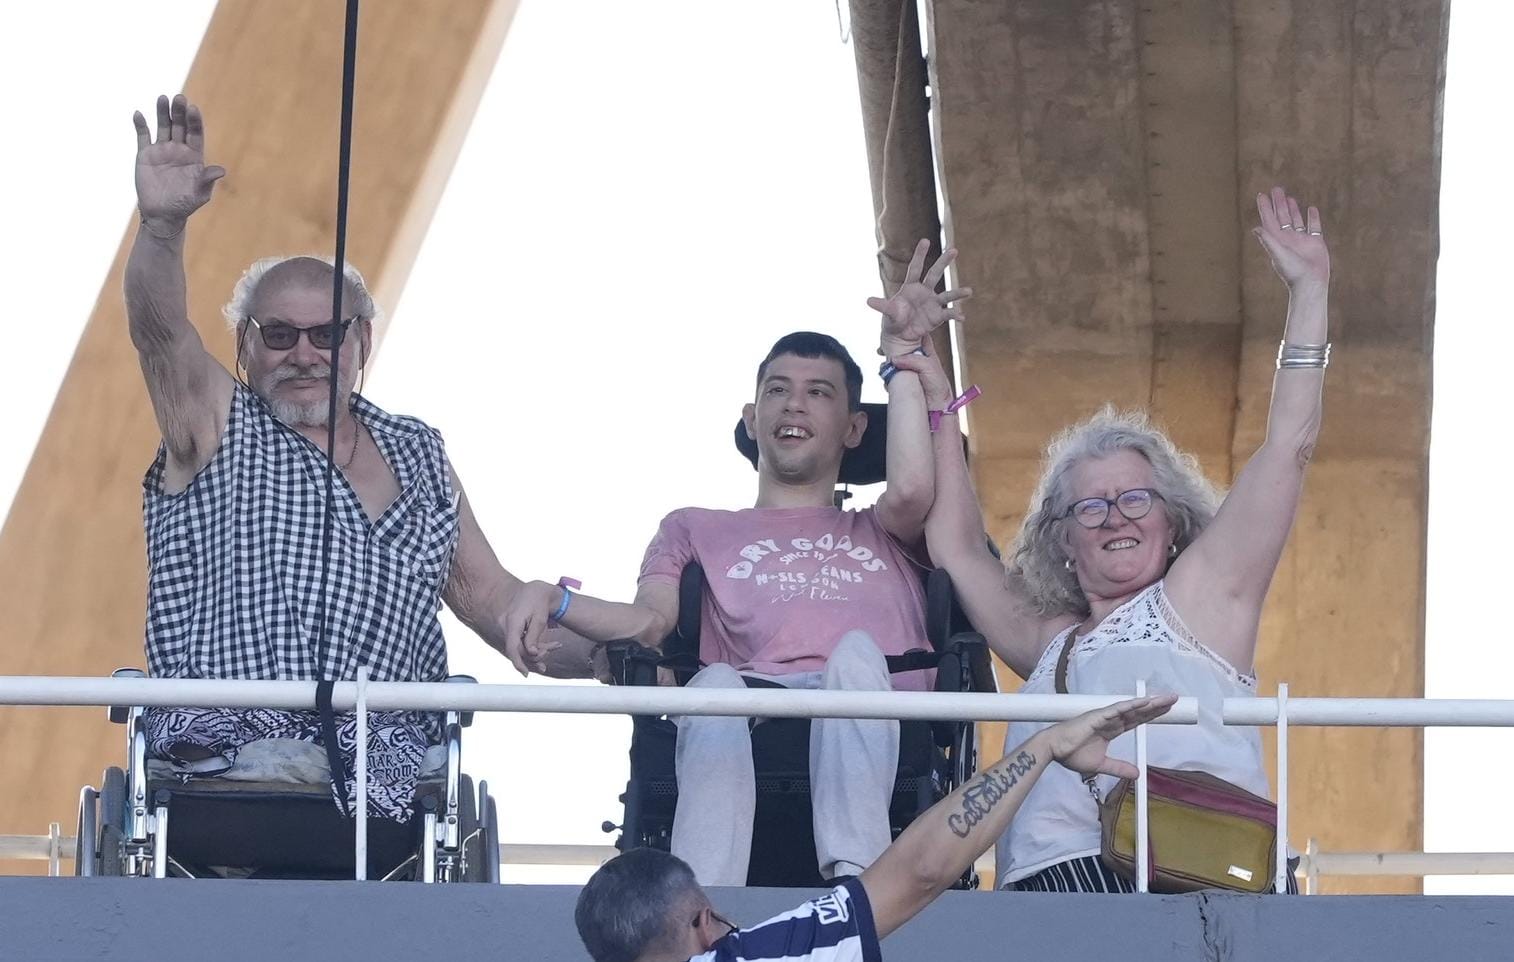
[0,878,1508,961]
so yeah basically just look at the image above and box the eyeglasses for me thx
[694,909,739,941]
[246,316,358,351]
[1062,488,1164,529]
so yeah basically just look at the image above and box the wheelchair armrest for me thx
[884,649,942,674]
[444,674,477,727]
[928,633,996,748]
[108,667,147,725]
[943,631,997,694]
[605,640,663,688]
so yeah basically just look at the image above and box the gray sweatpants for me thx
[671,630,900,885]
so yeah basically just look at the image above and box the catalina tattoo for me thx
[946,751,1036,838]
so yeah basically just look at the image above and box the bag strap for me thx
[1057,630,1109,805]
[315,679,352,818]
[1054,628,1076,695]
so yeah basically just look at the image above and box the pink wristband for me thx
[929,384,982,432]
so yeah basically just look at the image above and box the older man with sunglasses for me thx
[124,94,555,826]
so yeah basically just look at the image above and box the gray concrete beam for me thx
[0,879,1508,961]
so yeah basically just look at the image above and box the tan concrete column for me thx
[925,0,1447,892]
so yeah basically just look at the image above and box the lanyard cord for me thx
[314,0,362,818]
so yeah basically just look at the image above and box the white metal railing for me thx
[8,675,1514,726]
[0,833,622,877]
[1298,845,1514,891]
[8,830,1513,890]
[0,675,1203,723]
[3,673,1513,892]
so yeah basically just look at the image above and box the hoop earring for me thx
[1063,558,1075,572]
[1167,543,1178,559]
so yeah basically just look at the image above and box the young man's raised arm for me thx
[869,240,972,544]
[859,695,1175,938]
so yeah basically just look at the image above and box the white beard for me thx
[268,396,334,427]
[257,360,353,427]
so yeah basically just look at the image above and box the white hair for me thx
[221,254,382,331]
[1009,405,1223,618]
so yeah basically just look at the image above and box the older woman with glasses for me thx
[891,186,1329,892]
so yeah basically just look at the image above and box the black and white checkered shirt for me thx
[143,385,459,685]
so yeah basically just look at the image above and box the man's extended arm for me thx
[858,695,1175,939]
[448,478,679,675]
[127,94,233,478]
[503,578,679,667]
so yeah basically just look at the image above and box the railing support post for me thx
[355,665,369,881]
[1135,678,1149,893]
[1276,682,1289,894]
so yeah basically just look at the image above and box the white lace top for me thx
[995,580,1269,887]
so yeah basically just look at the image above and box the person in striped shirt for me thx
[575,694,1174,962]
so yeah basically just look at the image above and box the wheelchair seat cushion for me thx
[145,706,444,820]
[146,738,448,784]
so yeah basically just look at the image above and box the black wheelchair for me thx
[75,671,499,882]
[604,402,997,887]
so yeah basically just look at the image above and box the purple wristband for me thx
[929,384,982,432]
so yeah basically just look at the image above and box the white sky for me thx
[1421,0,1514,896]
[0,1,1507,892]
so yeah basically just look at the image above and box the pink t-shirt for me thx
[638,506,931,691]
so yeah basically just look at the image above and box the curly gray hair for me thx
[1010,406,1222,618]
[220,254,382,331]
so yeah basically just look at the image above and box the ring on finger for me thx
[1308,229,1323,236]
[1279,222,1294,230]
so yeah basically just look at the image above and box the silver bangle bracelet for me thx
[1276,340,1331,370]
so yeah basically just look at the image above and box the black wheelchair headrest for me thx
[733,402,888,487]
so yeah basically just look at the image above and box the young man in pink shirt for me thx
[507,244,970,885]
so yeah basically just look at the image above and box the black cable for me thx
[314,0,362,818]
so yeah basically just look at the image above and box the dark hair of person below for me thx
[755,331,864,412]
[575,848,706,962]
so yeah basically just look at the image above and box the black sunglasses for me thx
[246,315,358,351]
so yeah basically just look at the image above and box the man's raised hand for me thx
[1040,694,1178,782]
[132,94,226,235]
[866,238,972,356]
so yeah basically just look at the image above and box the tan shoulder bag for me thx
[1054,631,1278,893]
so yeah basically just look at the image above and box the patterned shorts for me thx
[145,706,437,822]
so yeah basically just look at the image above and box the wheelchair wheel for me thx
[455,774,485,883]
[74,786,98,877]
[469,780,500,884]
[98,767,127,877]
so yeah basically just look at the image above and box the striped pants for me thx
[1008,855,1299,894]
